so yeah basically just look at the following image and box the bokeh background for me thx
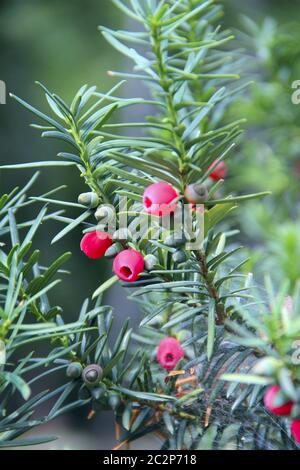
[1,0,300,449]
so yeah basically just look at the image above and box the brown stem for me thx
[150,22,189,190]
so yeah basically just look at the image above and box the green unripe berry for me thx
[66,362,83,379]
[82,364,103,388]
[174,124,185,136]
[95,205,115,222]
[252,357,283,377]
[172,250,187,263]
[144,254,158,271]
[78,192,99,209]
[104,242,123,259]
[112,228,132,242]
[164,233,185,247]
[91,385,107,401]
[184,184,208,204]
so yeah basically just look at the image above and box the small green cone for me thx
[172,250,187,263]
[104,242,123,259]
[66,362,83,379]
[91,385,107,401]
[78,192,99,208]
[82,364,103,388]
[164,233,185,247]
[144,254,158,271]
[253,357,283,376]
[95,205,115,221]
[184,183,208,204]
[112,228,132,242]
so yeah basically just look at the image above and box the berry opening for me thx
[144,196,152,208]
[166,353,174,362]
[120,266,132,279]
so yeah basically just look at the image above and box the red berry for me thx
[80,231,112,259]
[208,160,227,181]
[291,419,300,444]
[113,249,144,282]
[143,182,178,216]
[156,337,184,370]
[263,385,293,416]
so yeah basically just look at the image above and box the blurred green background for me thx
[1,0,300,449]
